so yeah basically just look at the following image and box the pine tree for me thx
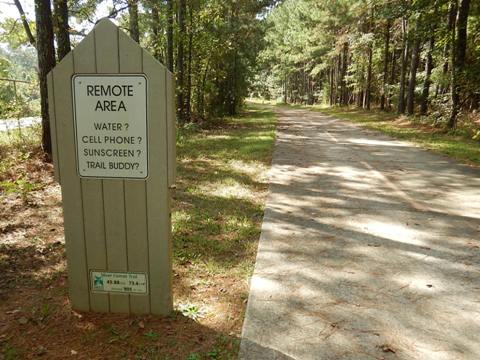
[34,0,56,158]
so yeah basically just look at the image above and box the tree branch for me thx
[13,0,36,48]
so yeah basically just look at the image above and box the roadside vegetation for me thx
[318,107,480,166]
[1,0,276,155]
[254,0,479,132]
[0,104,276,359]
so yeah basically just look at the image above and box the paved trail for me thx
[240,107,480,360]
[0,117,41,132]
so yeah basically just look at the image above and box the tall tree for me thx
[176,0,186,123]
[406,18,421,116]
[380,20,391,111]
[363,7,374,110]
[398,16,409,114]
[439,1,457,95]
[34,0,56,157]
[364,45,373,110]
[128,0,140,43]
[185,1,194,121]
[340,42,348,106]
[364,6,374,110]
[449,0,471,128]
[166,0,174,72]
[53,0,71,60]
[387,48,397,110]
[420,35,434,115]
[150,1,162,61]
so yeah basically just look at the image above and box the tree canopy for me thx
[257,0,479,127]
[0,0,479,156]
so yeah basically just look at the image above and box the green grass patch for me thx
[0,124,41,151]
[170,104,276,357]
[173,104,276,275]
[0,124,42,175]
[0,125,46,202]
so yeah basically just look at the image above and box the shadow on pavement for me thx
[240,107,480,359]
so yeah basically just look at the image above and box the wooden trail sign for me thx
[47,19,176,315]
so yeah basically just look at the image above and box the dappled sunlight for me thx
[171,105,276,287]
[349,219,425,246]
[242,107,480,359]
[229,159,267,178]
[346,138,411,147]
[391,274,444,294]
[250,276,283,294]
[207,182,255,200]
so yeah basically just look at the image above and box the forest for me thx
[1,1,480,358]
[256,0,480,129]
[0,0,479,154]
[0,0,275,156]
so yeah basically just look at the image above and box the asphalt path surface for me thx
[0,117,41,132]
[240,107,480,360]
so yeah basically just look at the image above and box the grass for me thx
[278,102,480,166]
[0,125,48,203]
[0,104,277,359]
[174,105,276,275]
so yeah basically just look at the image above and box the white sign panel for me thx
[72,74,148,179]
[90,271,148,294]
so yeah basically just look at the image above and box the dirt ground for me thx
[1,106,275,360]
[0,152,245,360]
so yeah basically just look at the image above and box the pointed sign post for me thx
[47,19,176,315]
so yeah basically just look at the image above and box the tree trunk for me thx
[329,65,334,106]
[449,0,471,128]
[335,55,339,105]
[176,0,186,123]
[440,2,457,95]
[357,89,363,108]
[380,20,390,110]
[340,43,348,106]
[14,0,36,48]
[365,45,373,110]
[53,0,71,60]
[406,19,421,116]
[198,60,209,117]
[398,17,409,114]
[420,35,434,115]
[229,51,238,115]
[166,0,174,72]
[150,1,162,61]
[186,3,193,121]
[35,0,56,158]
[128,0,139,43]
[387,49,397,110]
